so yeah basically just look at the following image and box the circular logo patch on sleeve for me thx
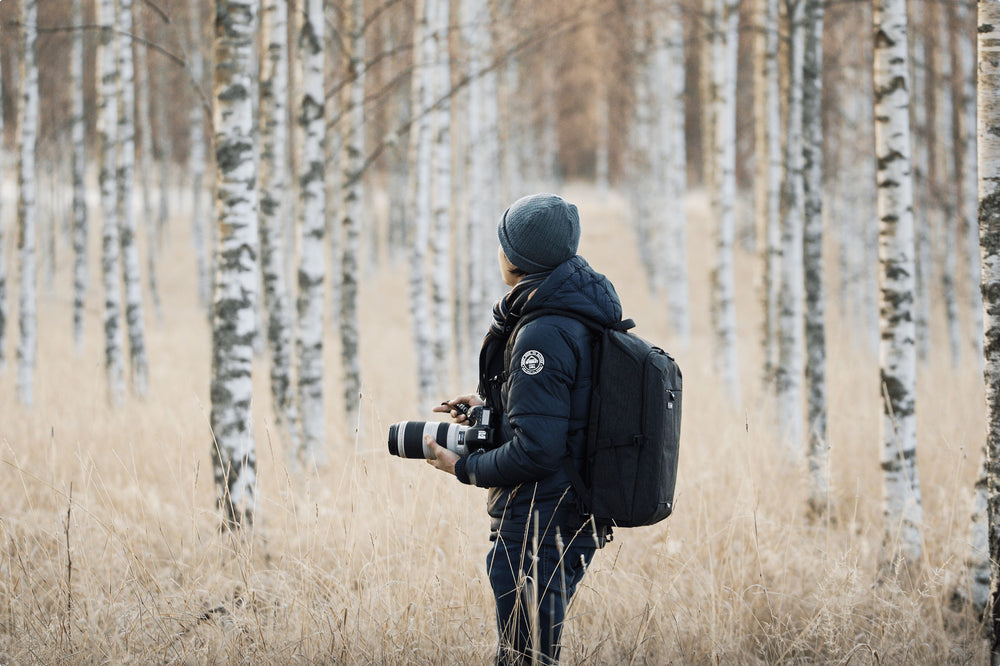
[520,350,545,375]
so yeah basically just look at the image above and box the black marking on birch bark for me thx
[874,27,895,49]
[877,149,906,171]
[216,140,253,173]
[880,447,916,471]
[300,18,321,54]
[260,193,279,216]
[880,374,915,418]
[297,270,323,291]
[218,83,249,103]
[874,76,905,104]
[882,262,912,283]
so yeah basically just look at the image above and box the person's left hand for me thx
[424,434,460,476]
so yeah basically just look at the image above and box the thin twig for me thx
[62,484,74,650]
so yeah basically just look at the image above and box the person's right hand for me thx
[432,394,484,424]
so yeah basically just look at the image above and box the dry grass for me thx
[0,182,988,664]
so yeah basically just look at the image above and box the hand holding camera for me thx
[387,396,496,460]
[432,395,484,424]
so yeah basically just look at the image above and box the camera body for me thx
[458,405,495,449]
[387,404,499,460]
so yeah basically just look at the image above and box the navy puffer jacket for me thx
[455,256,622,546]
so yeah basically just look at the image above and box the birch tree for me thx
[408,0,436,409]
[710,0,741,404]
[629,13,655,284]
[595,84,609,195]
[211,0,260,528]
[911,3,931,361]
[259,0,298,450]
[154,59,172,239]
[758,0,781,387]
[957,0,983,365]
[0,20,8,368]
[803,0,828,511]
[837,62,880,354]
[341,0,366,433]
[874,0,922,566]
[71,0,88,350]
[189,0,210,308]
[430,0,453,388]
[134,28,161,320]
[936,12,962,367]
[118,0,150,396]
[649,3,690,347]
[461,0,501,351]
[99,0,125,405]
[776,0,805,453]
[17,0,39,407]
[980,0,1000,649]
[296,0,327,464]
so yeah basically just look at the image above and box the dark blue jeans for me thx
[487,537,596,665]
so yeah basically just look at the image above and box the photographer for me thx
[423,193,623,665]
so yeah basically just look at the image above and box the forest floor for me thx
[0,182,989,663]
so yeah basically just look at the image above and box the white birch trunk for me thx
[651,8,690,347]
[976,0,1000,648]
[539,62,559,189]
[409,0,437,408]
[341,0,365,434]
[498,38,522,204]
[758,0,781,388]
[776,0,805,455]
[461,0,485,354]
[118,0,149,397]
[701,0,717,193]
[211,0,259,528]
[803,0,828,512]
[154,61,172,239]
[911,4,931,362]
[17,0,39,407]
[325,0,343,328]
[259,0,298,452]
[134,28,161,321]
[629,17,655,286]
[461,0,500,361]
[99,0,125,406]
[978,2,1000,647]
[595,83,609,195]
[957,0,983,365]
[296,0,327,464]
[711,0,741,404]
[189,0,210,308]
[430,0,452,392]
[937,14,962,368]
[874,0,922,566]
[71,0,88,351]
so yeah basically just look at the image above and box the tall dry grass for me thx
[0,183,988,664]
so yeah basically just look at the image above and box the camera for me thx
[387,405,497,459]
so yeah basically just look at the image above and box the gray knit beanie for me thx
[497,193,581,274]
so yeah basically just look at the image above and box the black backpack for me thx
[508,309,682,529]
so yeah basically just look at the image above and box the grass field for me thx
[0,183,988,663]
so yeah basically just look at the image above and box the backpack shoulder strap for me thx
[504,307,632,531]
[511,308,635,338]
[503,307,635,382]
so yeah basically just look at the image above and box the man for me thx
[424,193,623,664]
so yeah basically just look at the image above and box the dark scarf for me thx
[478,271,552,396]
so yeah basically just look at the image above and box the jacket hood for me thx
[523,255,622,326]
